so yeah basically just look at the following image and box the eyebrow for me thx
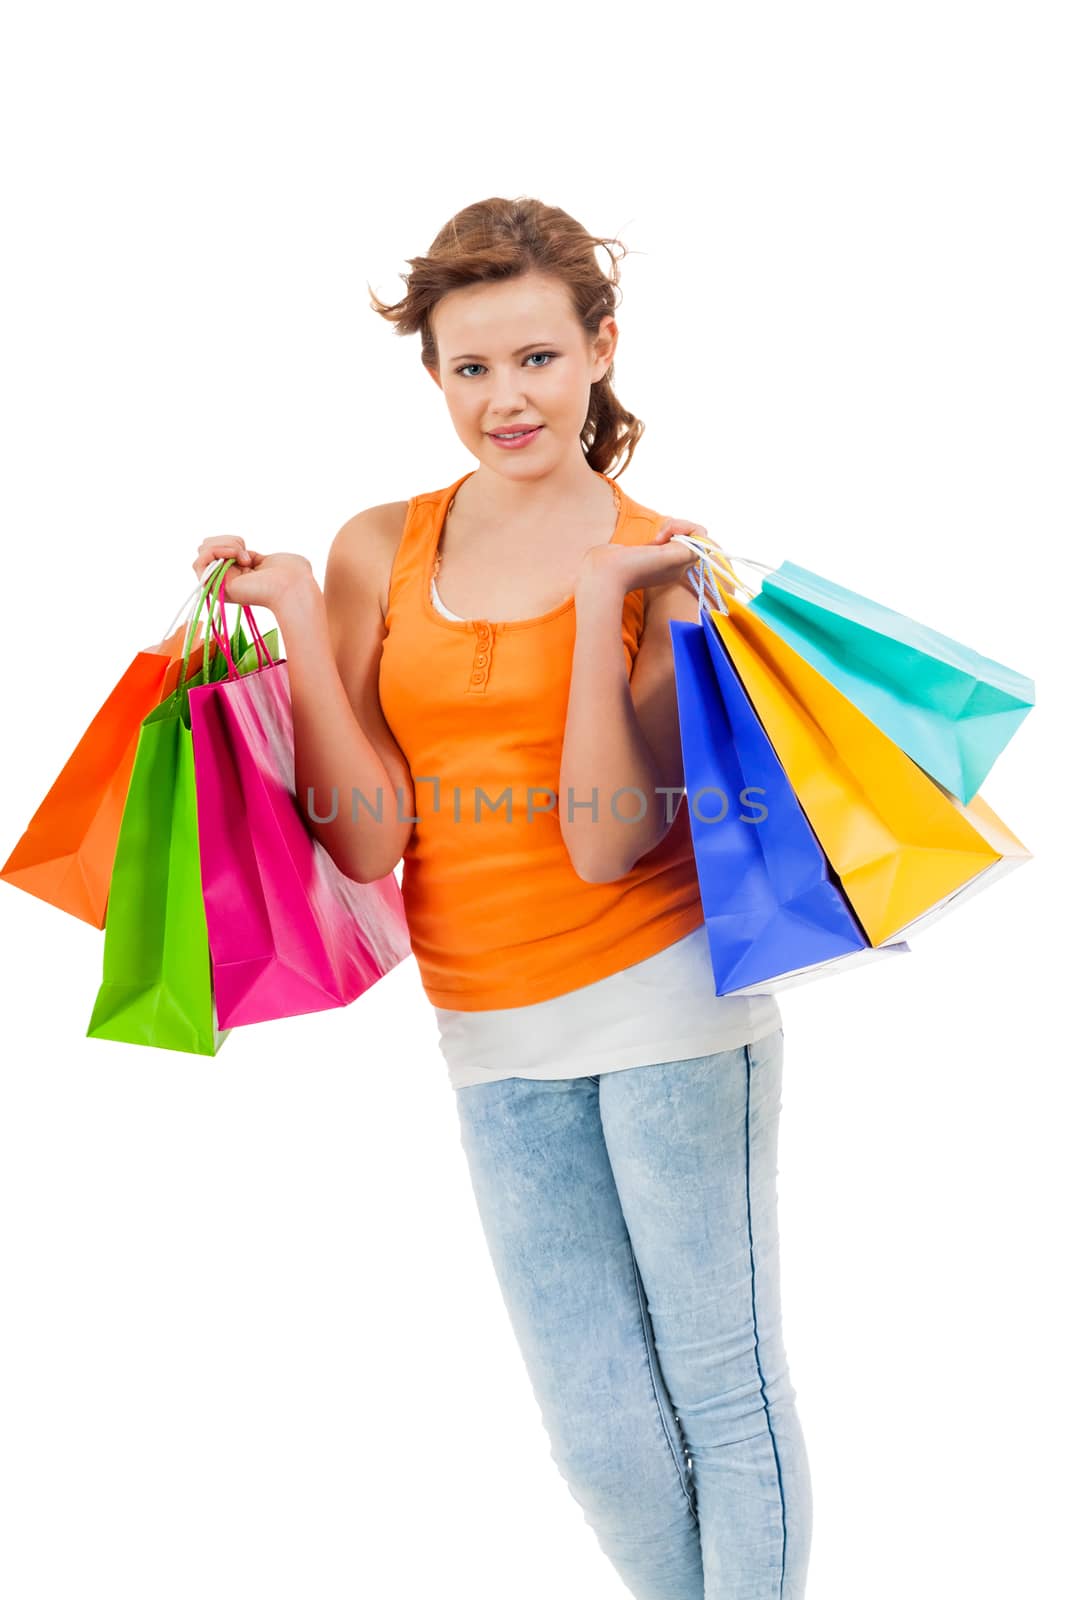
[448,340,559,361]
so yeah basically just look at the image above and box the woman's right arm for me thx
[278,507,416,883]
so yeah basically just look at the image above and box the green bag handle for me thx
[175,560,233,693]
[174,559,277,692]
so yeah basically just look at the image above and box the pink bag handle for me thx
[200,559,276,680]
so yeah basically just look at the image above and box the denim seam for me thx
[626,1238,700,1523]
[744,1040,788,1598]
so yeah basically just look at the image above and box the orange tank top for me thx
[377,467,706,1010]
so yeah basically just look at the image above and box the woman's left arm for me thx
[560,516,734,883]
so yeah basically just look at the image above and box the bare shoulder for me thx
[327,500,410,624]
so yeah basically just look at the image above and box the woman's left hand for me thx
[579,517,739,598]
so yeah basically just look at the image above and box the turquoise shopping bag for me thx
[710,557,1036,805]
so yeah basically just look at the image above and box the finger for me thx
[193,557,236,584]
[659,518,709,536]
[193,547,254,579]
[685,533,724,554]
[198,535,247,553]
[194,544,249,572]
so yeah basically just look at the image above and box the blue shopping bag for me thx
[743,560,1035,805]
[670,612,910,996]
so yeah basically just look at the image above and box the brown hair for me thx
[367,196,645,479]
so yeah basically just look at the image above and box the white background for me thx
[1,4,1062,1596]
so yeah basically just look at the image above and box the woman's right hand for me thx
[192,536,319,615]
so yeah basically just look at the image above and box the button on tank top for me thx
[378,468,713,1011]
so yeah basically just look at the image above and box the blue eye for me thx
[454,351,559,378]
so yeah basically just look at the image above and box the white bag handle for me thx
[155,581,205,649]
[153,557,238,653]
[669,535,778,617]
[676,535,776,578]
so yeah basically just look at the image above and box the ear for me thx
[592,315,618,378]
[424,363,443,392]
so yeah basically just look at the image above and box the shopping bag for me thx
[86,572,241,1055]
[671,614,910,995]
[697,549,1034,804]
[187,562,412,1028]
[703,584,1032,947]
[1,586,207,927]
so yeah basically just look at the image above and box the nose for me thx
[485,379,530,422]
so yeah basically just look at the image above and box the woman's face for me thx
[426,271,616,476]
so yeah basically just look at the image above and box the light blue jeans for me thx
[453,1026,812,1599]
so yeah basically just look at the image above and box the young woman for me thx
[192,197,813,1600]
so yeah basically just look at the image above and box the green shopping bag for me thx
[86,568,270,1055]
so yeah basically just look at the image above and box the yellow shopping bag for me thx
[708,590,1032,946]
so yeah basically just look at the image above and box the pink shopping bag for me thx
[187,566,411,1028]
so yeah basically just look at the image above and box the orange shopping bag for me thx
[707,589,1032,947]
[1,587,207,928]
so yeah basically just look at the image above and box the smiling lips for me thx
[487,425,544,449]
